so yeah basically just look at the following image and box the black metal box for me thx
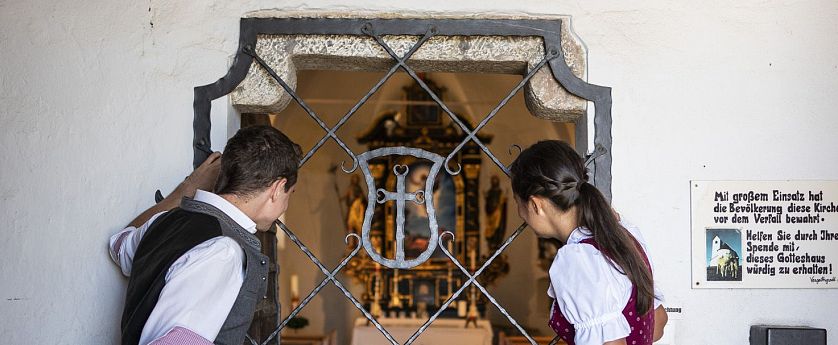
[750,325,826,345]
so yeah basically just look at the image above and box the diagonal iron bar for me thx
[445,236,536,344]
[242,45,358,172]
[190,18,616,345]
[404,223,532,345]
[273,221,400,345]
[257,230,364,345]
[442,226,538,345]
[369,35,557,177]
[444,52,557,176]
[307,26,436,166]
[299,28,436,173]
[368,34,470,174]
[244,28,435,174]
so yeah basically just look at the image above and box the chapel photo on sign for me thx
[706,228,743,281]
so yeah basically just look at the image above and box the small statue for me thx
[484,175,507,251]
[341,174,366,236]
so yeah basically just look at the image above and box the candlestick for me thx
[389,269,402,308]
[371,265,382,319]
[465,285,479,328]
[446,265,454,304]
[469,249,476,270]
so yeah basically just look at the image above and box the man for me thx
[109,126,300,345]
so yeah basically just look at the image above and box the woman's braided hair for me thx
[510,140,655,315]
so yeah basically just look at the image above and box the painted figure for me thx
[484,175,507,251]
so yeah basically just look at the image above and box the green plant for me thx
[287,316,309,330]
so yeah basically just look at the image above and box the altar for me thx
[350,317,493,345]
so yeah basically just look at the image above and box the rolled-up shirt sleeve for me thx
[550,244,632,345]
[109,212,166,276]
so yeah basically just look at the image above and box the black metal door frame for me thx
[190,17,614,345]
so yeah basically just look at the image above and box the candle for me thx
[290,274,299,297]
[457,300,467,317]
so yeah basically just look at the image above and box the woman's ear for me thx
[529,195,543,216]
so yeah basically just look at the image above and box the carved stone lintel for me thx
[231,13,586,122]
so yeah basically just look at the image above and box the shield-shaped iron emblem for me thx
[356,147,445,269]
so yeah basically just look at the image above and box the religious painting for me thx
[403,160,457,259]
[413,279,436,306]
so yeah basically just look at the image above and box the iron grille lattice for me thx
[190,18,613,345]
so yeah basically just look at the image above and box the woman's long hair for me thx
[509,140,654,315]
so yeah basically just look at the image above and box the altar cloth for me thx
[350,317,493,345]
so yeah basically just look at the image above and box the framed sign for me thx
[691,180,838,288]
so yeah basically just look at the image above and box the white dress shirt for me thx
[547,219,664,345]
[109,190,257,345]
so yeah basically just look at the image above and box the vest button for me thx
[263,295,268,299]
[260,260,266,265]
[261,276,266,281]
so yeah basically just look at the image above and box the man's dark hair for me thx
[214,125,301,197]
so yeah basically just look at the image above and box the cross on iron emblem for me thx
[356,147,444,269]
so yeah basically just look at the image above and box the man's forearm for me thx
[127,183,192,228]
[127,152,222,228]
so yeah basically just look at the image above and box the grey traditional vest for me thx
[179,198,269,345]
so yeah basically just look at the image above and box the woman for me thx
[509,140,668,345]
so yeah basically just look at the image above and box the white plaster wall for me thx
[1,1,837,344]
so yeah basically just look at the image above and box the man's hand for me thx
[127,152,222,228]
[181,152,222,198]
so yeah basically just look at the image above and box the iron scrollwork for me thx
[191,17,613,345]
[358,147,445,269]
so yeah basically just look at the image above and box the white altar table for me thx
[350,317,493,345]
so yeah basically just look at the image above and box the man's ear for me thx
[270,178,288,201]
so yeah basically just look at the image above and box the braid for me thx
[510,140,656,315]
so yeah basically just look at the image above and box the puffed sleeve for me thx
[620,219,665,308]
[549,244,631,345]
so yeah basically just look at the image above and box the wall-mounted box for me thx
[750,325,826,345]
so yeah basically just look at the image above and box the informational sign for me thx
[691,181,838,288]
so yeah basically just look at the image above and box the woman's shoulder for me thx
[547,240,632,311]
[549,241,608,278]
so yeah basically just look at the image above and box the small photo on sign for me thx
[706,228,743,281]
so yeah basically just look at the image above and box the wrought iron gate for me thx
[191,17,613,345]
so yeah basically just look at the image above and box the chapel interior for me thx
[240,69,575,345]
